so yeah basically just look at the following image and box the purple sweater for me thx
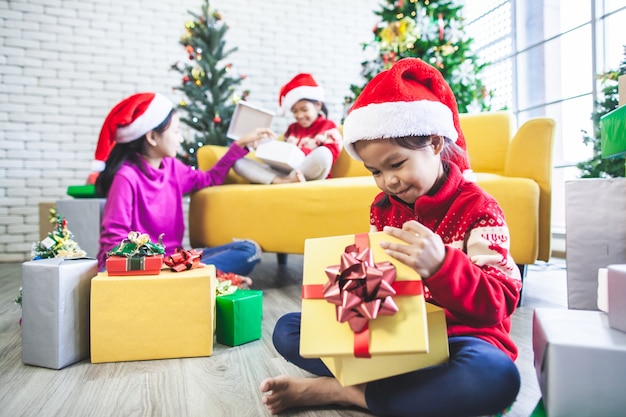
[97,143,248,270]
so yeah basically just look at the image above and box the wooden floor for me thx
[0,253,567,417]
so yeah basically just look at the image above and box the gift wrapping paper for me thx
[21,257,98,369]
[216,289,263,346]
[90,265,215,363]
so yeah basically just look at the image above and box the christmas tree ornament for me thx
[213,114,221,123]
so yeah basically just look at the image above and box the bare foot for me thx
[271,170,305,184]
[259,375,367,415]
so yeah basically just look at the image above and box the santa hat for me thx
[91,92,173,172]
[342,58,470,172]
[278,73,325,115]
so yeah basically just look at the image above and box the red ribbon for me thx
[164,248,203,272]
[302,233,423,358]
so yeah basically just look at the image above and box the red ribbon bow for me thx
[323,238,399,334]
[164,248,203,272]
[302,233,423,358]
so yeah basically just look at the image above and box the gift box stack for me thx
[91,234,217,363]
[21,213,96,369]
[91,233,263,362]
[300,232,448,386]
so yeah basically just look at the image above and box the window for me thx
[463,0,626,231]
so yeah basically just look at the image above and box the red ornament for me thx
[213,115,221,123]
[241,74,247,80]
[182,76,190,84]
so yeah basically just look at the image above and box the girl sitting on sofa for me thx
[233,73,343,184]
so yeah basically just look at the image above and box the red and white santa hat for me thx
[278,73,325,115]
[91,92,173,172]
[342,58,470,172]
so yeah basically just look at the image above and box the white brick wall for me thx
[0,0,379,262]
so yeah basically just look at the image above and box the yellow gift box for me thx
[90,265,215,363]
[301,232,449,386]
[321,303,449,386]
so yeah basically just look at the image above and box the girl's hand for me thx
[235,128,276,149]
[380,220,445,279]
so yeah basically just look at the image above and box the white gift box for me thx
[533,308,626,417]
[608,265,626,333]
[56,198,106,258]
[21,258,98,369]
[254,140,305,172]
[565,178,626,310]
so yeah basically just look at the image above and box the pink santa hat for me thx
[342,58,470,173]
[277,73,325,115]
[91,92,173,172]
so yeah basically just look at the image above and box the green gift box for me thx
[216,289,263,346]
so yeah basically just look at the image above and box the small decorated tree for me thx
[171,0,249,167]
[346,0,490,115]
[576,46,626,178]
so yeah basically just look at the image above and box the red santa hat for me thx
[278,73,325,115]
[91,92,173,172]
[342,58,470,172]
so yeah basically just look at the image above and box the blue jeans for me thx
[272,312,520,417]
[199,239,261,276]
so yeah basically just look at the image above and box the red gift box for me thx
[106,255,163,276]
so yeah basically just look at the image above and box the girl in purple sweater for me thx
[92,92,269,274]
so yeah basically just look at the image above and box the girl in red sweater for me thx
[260,58,522,417]
[233,73,342,184]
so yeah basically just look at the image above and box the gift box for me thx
[532,308,626,417]
[565,178,626,310]
[90,265,215,363]
[253,140,305,171]
[608,264,626,333]
[21,257,98,369]
[56,198,106,258]
[600,104,626,158]
[215,289,263,346]
[105,254,164,276]
[301,232,448,385]
[321,302,448,386]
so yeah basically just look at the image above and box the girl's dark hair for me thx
[301,99,329,118]
[95,109,176,197]
[389,135,466,166]
[372,135,466,208]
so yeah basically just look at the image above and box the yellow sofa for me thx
[189,111,555,269]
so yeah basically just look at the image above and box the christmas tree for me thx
[576,46,626,178]
[171,0,249,167]
[345,0,490,115]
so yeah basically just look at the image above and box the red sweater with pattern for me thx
[370,163,522,360]
[283,115,342,169]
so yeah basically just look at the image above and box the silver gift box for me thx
[55,198,106,258]
[565,178,626,310]
[21,258,98,369]
[533,308,626,417]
